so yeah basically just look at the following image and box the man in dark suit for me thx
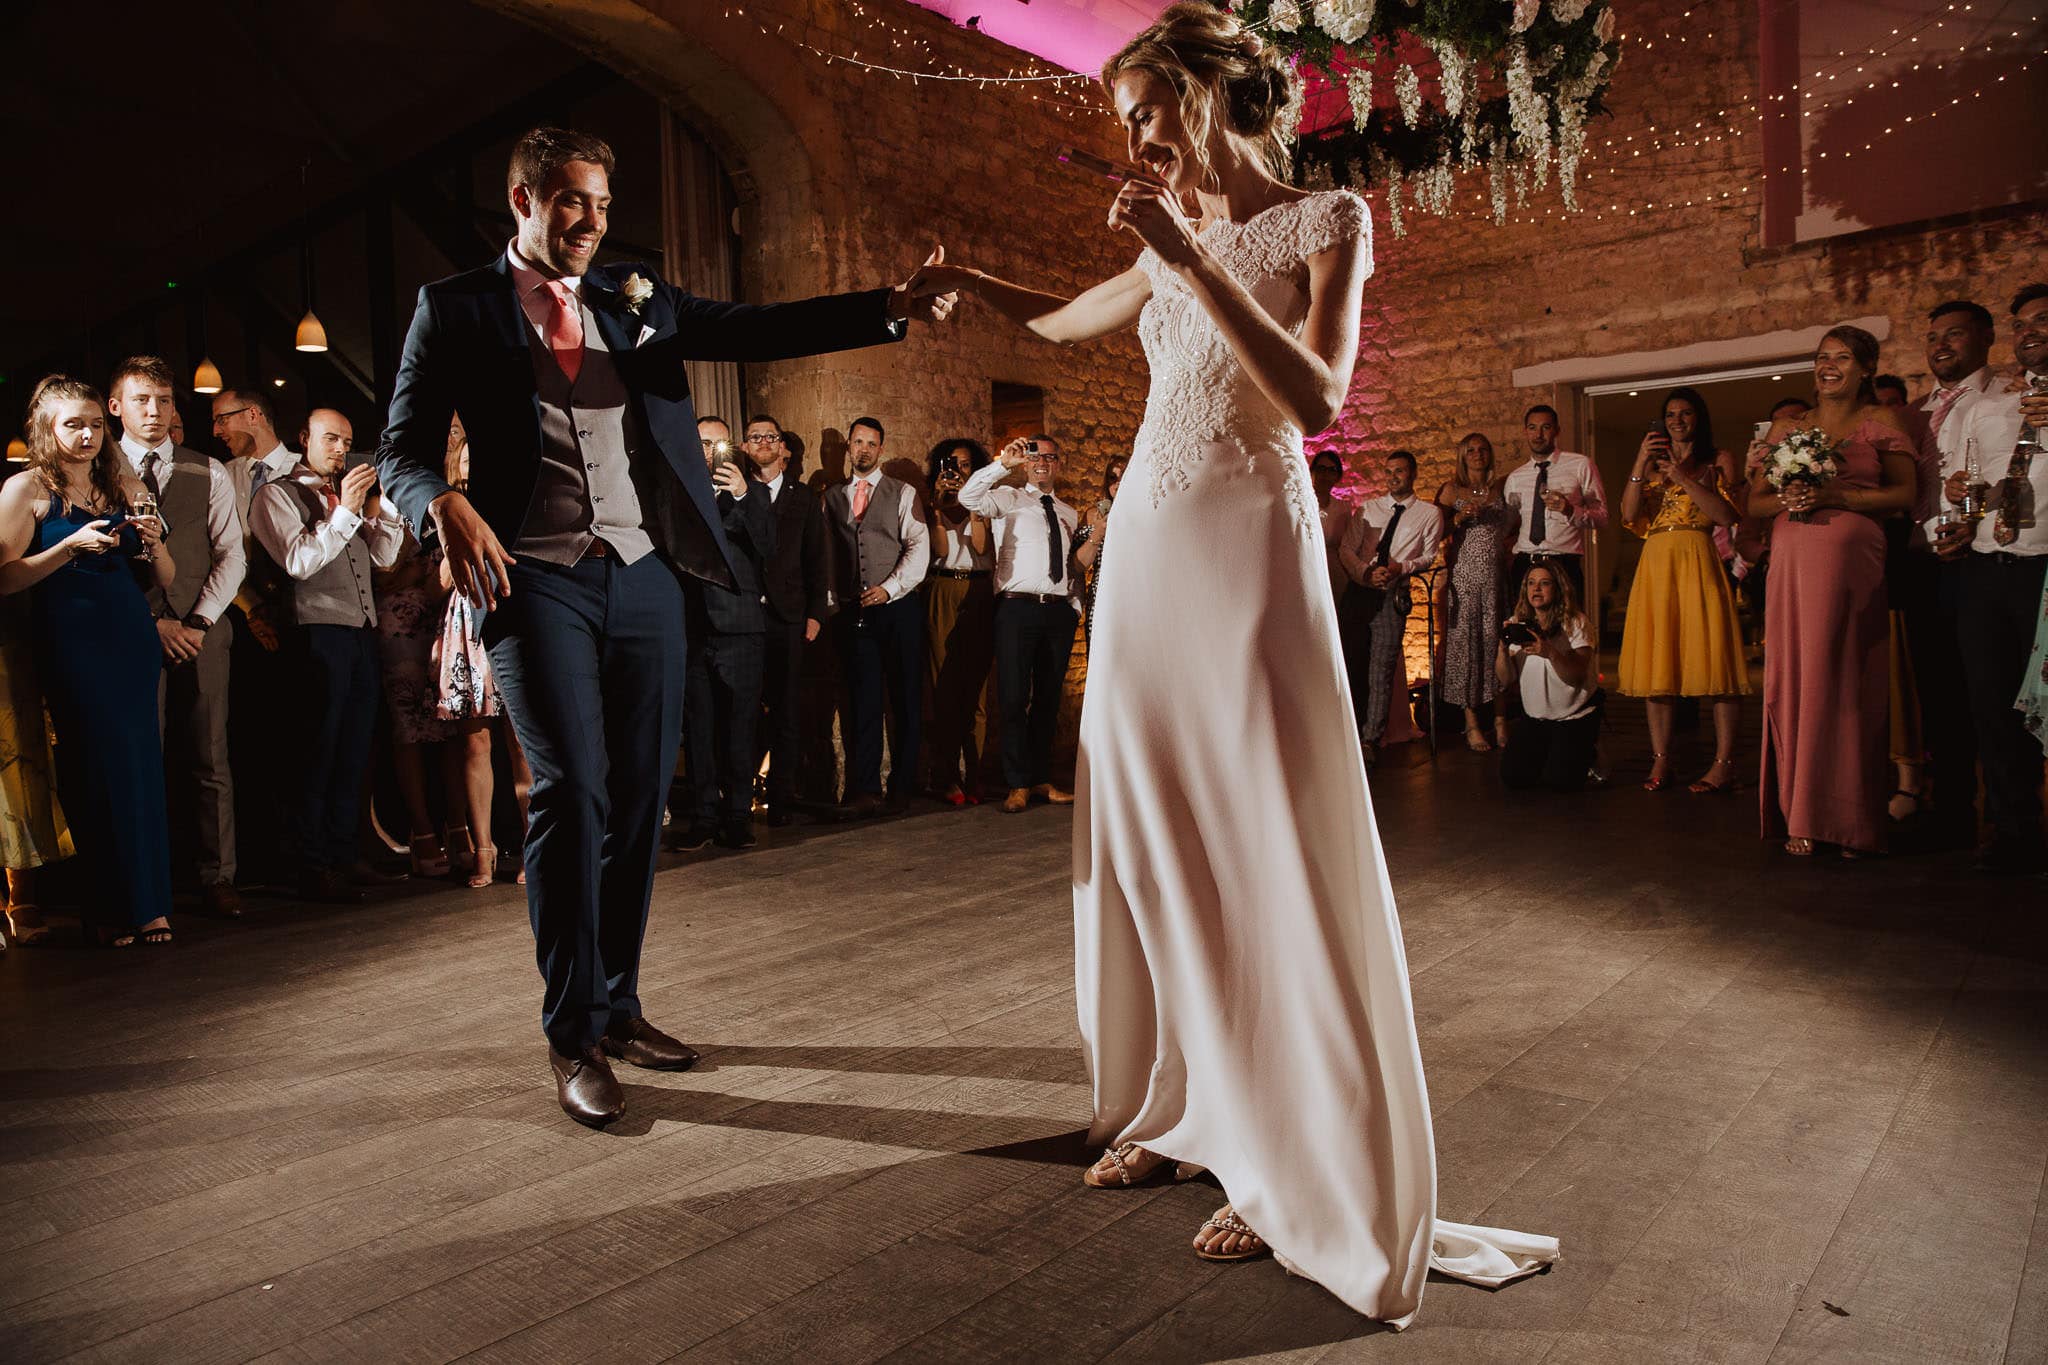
[375,126,956,1127]
[672,416,775,853]
[741,414,829,826]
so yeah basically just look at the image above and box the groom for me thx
[376,127,955,1126]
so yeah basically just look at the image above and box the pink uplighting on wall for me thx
[902,0,1172,74]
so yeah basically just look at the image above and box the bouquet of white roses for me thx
[1761,428,1842,523]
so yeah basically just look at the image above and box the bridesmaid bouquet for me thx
[1761,429,1843,523]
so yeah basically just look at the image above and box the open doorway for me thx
[1584,363,1813,638]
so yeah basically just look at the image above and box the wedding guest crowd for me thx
[4,281,2045,949]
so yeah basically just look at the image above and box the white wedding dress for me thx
[1074,190,1559,1328]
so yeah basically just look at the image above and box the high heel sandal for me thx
[1784,837,1814,857]
[443,826,475,879]
[1689,759,1739,795]
[4,905,55,949]
[1642,753,1670,793]
[466,845,497,890]
[408,833,450,878]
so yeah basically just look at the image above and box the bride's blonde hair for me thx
[1101,1,1302,188]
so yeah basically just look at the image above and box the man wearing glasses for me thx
[960,435,1081,813]
[743,416,830,825]
[214,389,299,530]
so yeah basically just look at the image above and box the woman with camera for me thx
[0,376,176,946]
[1494,562,1601,791]
[1617,388,1748,794]
[923,437,996,804]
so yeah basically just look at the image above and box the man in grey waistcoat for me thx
[250,408,403,904]
[822,416,930,818]
[374,127,958,1128]
[108,355,247,918]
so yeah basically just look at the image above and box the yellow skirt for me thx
[0,626,72,870]
[1619,529,1751,698]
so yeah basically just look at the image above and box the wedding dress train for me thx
[1073,190,1559,1327]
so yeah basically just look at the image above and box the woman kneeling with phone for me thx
[1495,562,1601,791]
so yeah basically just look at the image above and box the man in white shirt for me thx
[1502,404,1607,601]
[821,416,930,816]
[250,408,404,901]
[1337,450,1445,758]
[1908,299,2003,846]
[109,356,248,918]
[216,388,302,531]
[960,435,1081,812]
[1932,283,2048,874]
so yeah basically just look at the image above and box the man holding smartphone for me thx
[1504,404,1607,601]
[249,407,404,902]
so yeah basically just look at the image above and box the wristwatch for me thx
[182,613,214,632]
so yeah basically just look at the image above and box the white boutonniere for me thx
[620,272,654,315]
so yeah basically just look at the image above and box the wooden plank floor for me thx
[2,728,2044,1364]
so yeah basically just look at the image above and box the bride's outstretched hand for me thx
[893,245,966,325]
[1109,180,1200,269]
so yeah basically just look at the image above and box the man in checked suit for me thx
[375,127,956,1127]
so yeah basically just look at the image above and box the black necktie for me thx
[1530,462,1550,545]
[1373,502,1406,569]
[1042,495,1065,585]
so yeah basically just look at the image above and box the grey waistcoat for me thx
[149,445,213,619]
[512,296,656,566]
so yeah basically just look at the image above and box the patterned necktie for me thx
[542,279,584,384]
[1373,501,1406,569]
[1042,495,1065,585]
[1927,384,1968,443]
[1530,463,1550,545]
[142,450,163,500]
[851,477,872,522]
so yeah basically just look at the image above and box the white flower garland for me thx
[1510,0,1541,33]
[1549,0,1594,22]
[1394,63,1423,127]
[1345,67,1373,126]
[1312,0,1377,45]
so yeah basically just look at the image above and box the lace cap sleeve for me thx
[1298,191,1371,264]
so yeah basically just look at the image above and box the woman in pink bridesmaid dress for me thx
[1750,325,1918,856]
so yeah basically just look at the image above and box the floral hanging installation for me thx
[1243,0,1622,234]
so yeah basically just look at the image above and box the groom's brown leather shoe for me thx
[600,1016,700,1071]
[549,1045,624,1127]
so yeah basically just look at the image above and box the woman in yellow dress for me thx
[0,519,73,947]
[1619,387,1751,793]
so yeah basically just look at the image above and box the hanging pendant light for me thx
[294,159,327,352]
[193,357,224,393]
[5,437,27,460]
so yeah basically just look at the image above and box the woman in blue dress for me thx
[0,376,176,946]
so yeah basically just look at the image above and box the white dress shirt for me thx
[1503,450,1608,556]
[845,468,930,603]
[1918,366,2003,541]
[1339,493,1445,580]
[1954,380,2043,556]
[120,433,246,624]
[228,441,304,531]
[250,469,404,582]
[958,461,1080,598]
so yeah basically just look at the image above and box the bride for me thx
[916,1,1557,1326]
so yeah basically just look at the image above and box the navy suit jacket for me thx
[761,475,831,626]
[374,255,904,590]
[687,485,776,635]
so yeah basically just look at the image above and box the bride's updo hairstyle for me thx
[1102,1,1303,187]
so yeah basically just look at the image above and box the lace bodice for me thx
[1132,191,1372,515]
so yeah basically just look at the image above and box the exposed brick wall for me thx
[486,0,2046,758]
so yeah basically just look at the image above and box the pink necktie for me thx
[542,279,584,384]
[1927,385,1966,442]
[852,478,872,521]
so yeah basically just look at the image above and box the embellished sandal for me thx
[1083,1142,1172,1189]
[409,833,450,878]
[1784,837,1814,857]
[1642,753,1670,793]
[1689,759,1739,795]
[1194,1204,1270,1263]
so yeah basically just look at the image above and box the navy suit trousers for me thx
[483,553,685,1055]
[838,594,924,798]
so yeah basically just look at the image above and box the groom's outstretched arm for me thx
[375,286,458,544]
[654,278,906,364]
